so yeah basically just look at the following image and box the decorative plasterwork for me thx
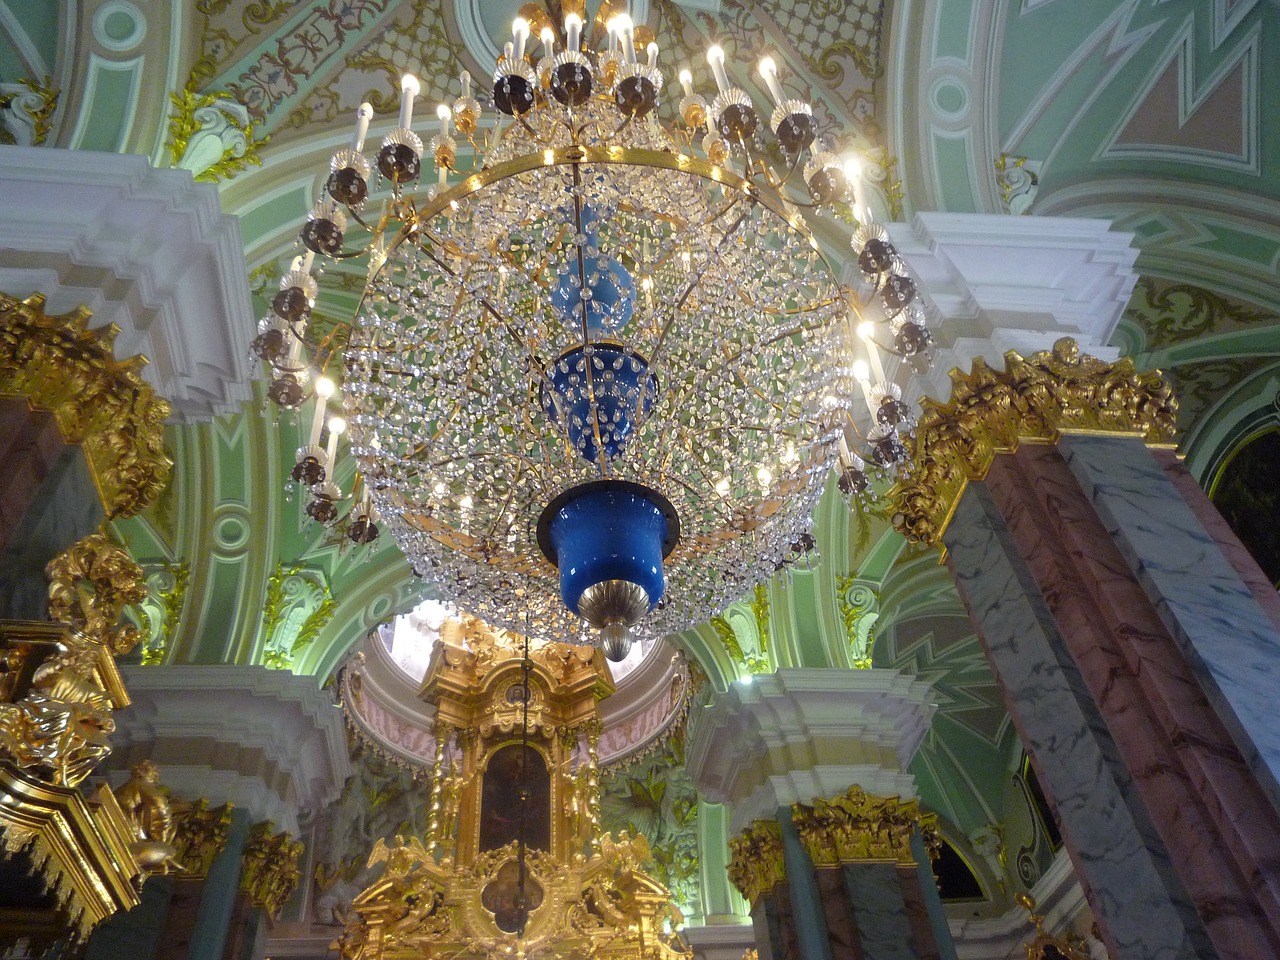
[890,338,1178,548]
[685,668,935,834]
[0,148,254,421]
[110,665,352,835]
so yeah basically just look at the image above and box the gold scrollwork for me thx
[240,821,305,920]
[890,338,1177,548]
[791,786,939,868]
[726,819,786,905]
[0,292,172,519]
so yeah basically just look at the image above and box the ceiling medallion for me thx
[257,1,935,659]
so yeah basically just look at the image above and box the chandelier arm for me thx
[569,161,611,479]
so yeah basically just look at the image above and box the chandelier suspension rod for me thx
[570,161,611,477]
[516,618,532,938]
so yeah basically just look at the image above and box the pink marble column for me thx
[946,440,1280,960]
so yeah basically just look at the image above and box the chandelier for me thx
[255,1,934,660]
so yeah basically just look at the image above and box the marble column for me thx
[688,669,955,960]
[893,339,1280,960]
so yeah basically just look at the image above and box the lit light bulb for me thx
[314,377,335,399]
[511,17,530,62]
[436,103,452,136]
[715,477,731,497]
[857,320,875,340]
[328,415,347,435]
[398,74,420,129]
[853,359,870,382]
[757,466,773,487]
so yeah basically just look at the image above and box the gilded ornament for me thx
[891,338,1178,547]
[240,821,304,919]
[791,786,939,868]
[47,532,148,655]
[171,797,234,876]
[113,760,181,874]
[1016,894,1091,960]
[726,819,786,905]
[0,292,172,519]
[0,765,144,939]
[335,616,687,960]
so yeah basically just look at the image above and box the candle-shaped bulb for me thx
[707,45,730,94]
[613,13,636,64]
[852,359,870,382]
[758,56,786,107]
[399,74,420,129]
[436,103,451,136]
[856,320,874,340]
[325,415,347,464]
[565,12,582,51]
[503,41,514,64]
[350,102,373,152]
[843,156,865,218]
[540,26,555,53]
[512,17,530,62]
[647,41,659,68]
[290,255,305,275]
[309,377,334,445]
[678,68,693,98]
[460,70,471,99]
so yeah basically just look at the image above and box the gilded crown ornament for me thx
[260,1,936,659]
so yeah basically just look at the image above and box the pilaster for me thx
[894,338,1280,960]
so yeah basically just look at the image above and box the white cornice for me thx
[111,665,351,835]
[0,147,254,421]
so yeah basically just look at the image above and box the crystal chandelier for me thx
[255,1,934,660]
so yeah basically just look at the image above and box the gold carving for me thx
[1017,894,1091,960]
[791,787,939,868]
[113,760,181,874]
[171,797,234,877]
[0,534,146,785]
[240,821,304,920]
[0,292,172,519]
[0,764,144,939]
[891,338,1177,547]
[337,617,686,960]
[726,819,786,905]
[47,532,149,656]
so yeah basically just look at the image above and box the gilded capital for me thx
[890,338,1177,546]
[791,786,939,867]
[726,819,786,905]
[0,292,171,519]
[240,821,304,919]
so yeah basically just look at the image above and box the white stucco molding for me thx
[685,668,937,835]
[880,213,1138,401]
[0,146,254,421]
[110,665,352,836]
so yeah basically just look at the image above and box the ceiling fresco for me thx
[2,0,1279,939]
